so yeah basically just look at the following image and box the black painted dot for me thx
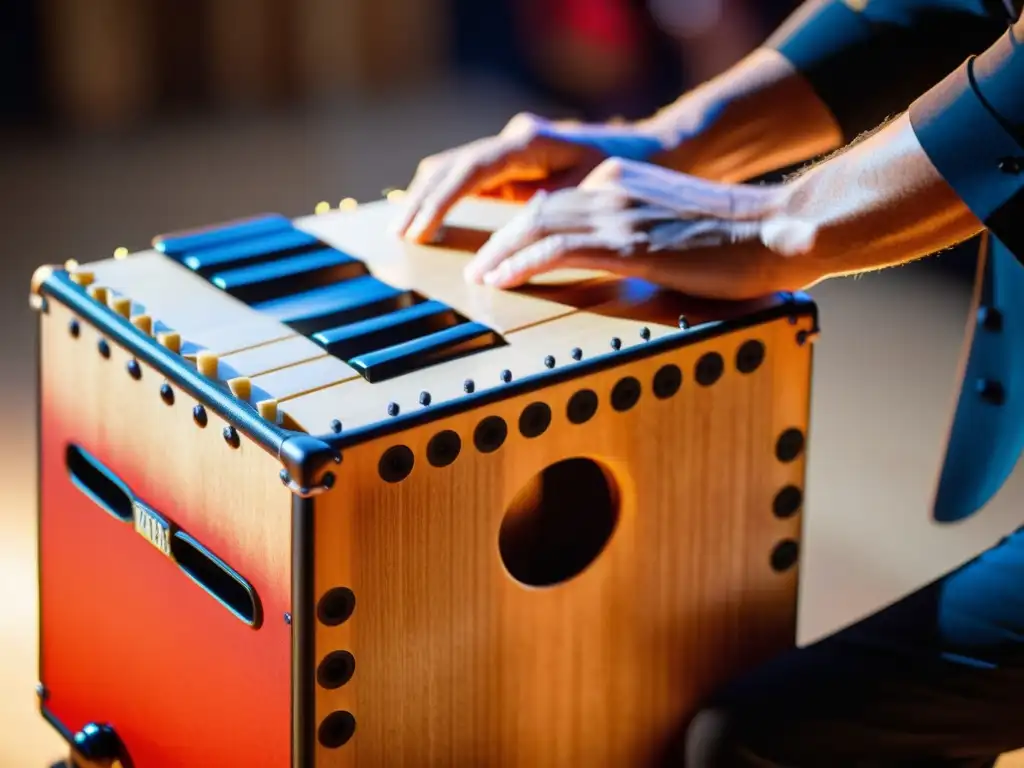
[519,402,552,438]
[318,711,356,749]
[317,651,356,690]
[773,486,803,519]
[427,430,462,468]
[419,391,432,406]
[979,306,1003,332]
[126,359,142,380]
[317,587,356,626]
[640,326,651,341]
[500,369,512,383]
[68,319,80,338]
[567,389,598,424]
[736,340,765,374]
[474,416,508,454]
[544,355,556,369]
[610,337,622,351]
[223,426,240,449]
[775,428,805,462]
[678,315,691,330]
[770,540,800,572]
[160,383,174,405]
[611,376,641,412]
[193,405,208,428]
[283,612,292,625]
[387,402,400,417]
[379,445,414,483]
[652,364,682,399]
[695,352,724,386]
[796,330,809,346]
[464,379,475,394]
[571,347,583,361]
[97,339,110,359]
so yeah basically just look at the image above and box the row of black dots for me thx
[768,425,806,573]
[316,587,357,749]
[375,341,768,484]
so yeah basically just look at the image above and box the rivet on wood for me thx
[223,426,240,449]
[160,383,174,405]
[97,339,111,359]
[193,405,208,428]
[640,327,651,341]
[126,359,142,380]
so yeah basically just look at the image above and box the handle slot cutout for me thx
[171,531,261,627]
[65,444,133,522]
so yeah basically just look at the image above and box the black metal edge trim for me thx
[41,703,75,744]
[39,270,295,456]
[291,495,315,768]
[320,292,819,450]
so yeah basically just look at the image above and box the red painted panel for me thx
[39,396,292,768]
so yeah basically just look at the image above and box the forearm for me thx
[775,112,982,279]
[636,47,843,183]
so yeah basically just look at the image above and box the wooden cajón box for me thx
[31,195,817,768]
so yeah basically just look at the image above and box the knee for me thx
[672,707,774,768]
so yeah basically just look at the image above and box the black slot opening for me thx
[171,531,261,627]
[66,444,133,522]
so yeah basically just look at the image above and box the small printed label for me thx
[132,499,172,557]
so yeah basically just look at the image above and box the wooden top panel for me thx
[82,252,296,356]
[294,199,593,335]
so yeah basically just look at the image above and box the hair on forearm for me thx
[782,112,904,182]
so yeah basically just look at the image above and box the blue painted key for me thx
[312,300,457,359]
[154,214,293,257]
[348,322,503,382]
[210,248,368,303]
[252,276,415,334]
[179,228,322,276]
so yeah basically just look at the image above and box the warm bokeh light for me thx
[314,201,331,215]
[113,247,129,259]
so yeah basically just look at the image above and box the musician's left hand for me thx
[461,157,822,300]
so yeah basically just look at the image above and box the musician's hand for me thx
[462,157,822,301]
[393,113,669,245]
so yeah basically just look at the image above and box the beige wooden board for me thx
[249,354,362,404]
[312,311,814,767]
[281,311,677,434]
[294,199,597,334]
[81,252,296,355]
[217,334,329,380]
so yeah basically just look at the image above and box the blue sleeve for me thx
[766,0,1013,141]
[909,13,1024,258]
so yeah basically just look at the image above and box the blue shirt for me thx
[769,1,1024,522]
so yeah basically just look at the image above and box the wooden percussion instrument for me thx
[30,195,817,768]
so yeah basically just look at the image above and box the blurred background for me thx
[1,0,1020,765]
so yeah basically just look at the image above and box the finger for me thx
[646,218,763,252]
[404,137,513,244]
[480,231,647,289]
[464,191,550,282]
[391,153,454,237]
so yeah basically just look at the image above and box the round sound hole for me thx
[427,430,462,468]
[318,711,356,749]
[499,458,620,587]
[317,587,356,626]
[317,651,356,689]
[519,402,552,438]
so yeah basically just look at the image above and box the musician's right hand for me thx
[393,112,668,245]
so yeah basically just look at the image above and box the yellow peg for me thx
[109,296,131,318]
[131,314,153,336]
[70,271,95,288]
[158,331,181,354]
[196,351,219,378]
[257,399,279,423]
[87,285,109,304]
[227,377,252,401]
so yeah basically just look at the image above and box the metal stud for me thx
[419,391,432,406]
[330,419,343,433]
[68,319,80,338]
[97,339,111,359]
[544,355,555,369]
[610,337,622,351]
[387,402,400,417]
[500,369,512,383]
[126,359,142,380]
[639,327,651,341]
[571,347,583,361]
[223,426,240,448]
[464,379,475,393]
[160,382,174,405]
[678,315,690,330]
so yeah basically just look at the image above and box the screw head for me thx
[160,382,174,405]
[543,355,555,369]
[223,425,240,448]
[463,379,475,393]
[330,419,343,433]
[283,612,292,625]
[571,347,583,361]
[387,402,400,417]
[419,391,432,406]
[610,337,622,351]
[500,369,512,383]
